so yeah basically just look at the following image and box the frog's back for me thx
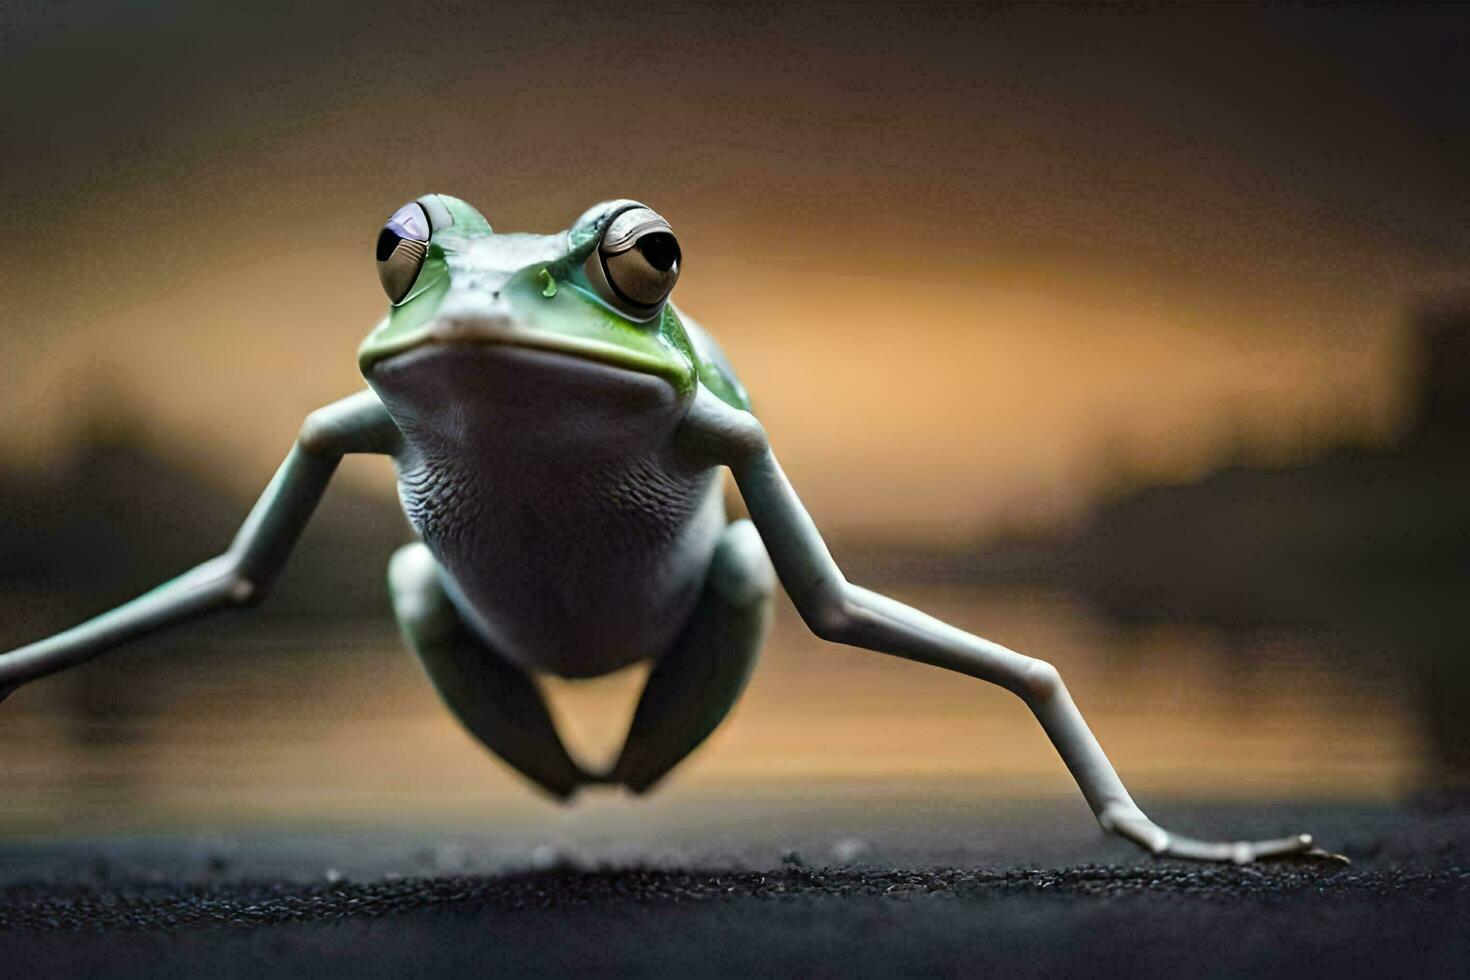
[380,342,727,678]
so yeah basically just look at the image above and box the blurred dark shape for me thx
[1398,303,1470,796]
[0,402,410,742]
[1064,305,1469,791]
[0,407,408,615]
[1072,303,1468,626]
[844,303,1470,792]
[1412,301,1470,444]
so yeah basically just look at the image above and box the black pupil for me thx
[376,227,403,262]
[637,233,679,272]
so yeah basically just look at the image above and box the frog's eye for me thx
[584,206,681,319]
[376,202,432,304]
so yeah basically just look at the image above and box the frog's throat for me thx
[360,323,691,390]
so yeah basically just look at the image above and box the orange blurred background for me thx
[0,4,1465,834]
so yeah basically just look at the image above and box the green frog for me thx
[0,194,1325,863]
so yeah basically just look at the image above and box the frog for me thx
[0,194,1325,864]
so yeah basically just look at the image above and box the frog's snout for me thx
[428,294,522,344]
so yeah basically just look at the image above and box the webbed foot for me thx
[1101,805,1346,865]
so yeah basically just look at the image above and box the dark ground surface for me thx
[1,800,1467,977]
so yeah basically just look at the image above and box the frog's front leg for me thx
[679,386,1320,865]
[0,389,401,700]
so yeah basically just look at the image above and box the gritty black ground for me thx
[1,800,1467,977]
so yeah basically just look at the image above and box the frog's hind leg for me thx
[388,542,587,800]
[613,519,775,792]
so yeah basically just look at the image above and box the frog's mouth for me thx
[361,315,692,391]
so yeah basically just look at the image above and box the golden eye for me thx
[585,206,681,319]
[376,202,431,304]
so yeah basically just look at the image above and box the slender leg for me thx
[678,386,1317,864]
[0,389,400,697]
[389,543,588,800]
[613,519,775,792]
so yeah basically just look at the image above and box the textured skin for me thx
[371,343,724,678]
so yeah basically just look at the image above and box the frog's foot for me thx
[1100,805,1341,865]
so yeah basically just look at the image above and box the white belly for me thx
[406,452,726,677]
[374,343,725,678]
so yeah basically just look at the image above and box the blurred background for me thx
[0,3,1465,841]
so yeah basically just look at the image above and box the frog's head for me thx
[360,195,705,448]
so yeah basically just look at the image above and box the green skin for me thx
[358,195,749,411]
[0,194,1334,866]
